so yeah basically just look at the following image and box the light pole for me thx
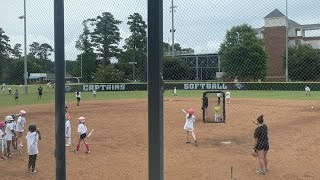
[80,53,83,78]
[19,0,28,94]
[285,0,289,82]
[170,0,176,57]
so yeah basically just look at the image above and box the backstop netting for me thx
[202,91,225,123]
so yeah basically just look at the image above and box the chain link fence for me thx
[0,0,320,179]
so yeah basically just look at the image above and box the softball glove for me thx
[251,149,257,157]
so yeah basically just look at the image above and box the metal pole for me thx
[170,0,176,57]
[23,0,28,94]
[80,53,83,78]
[54,0,66,179]
[148,0,163,179]
[285,0,289,82]
[133,44,136,81]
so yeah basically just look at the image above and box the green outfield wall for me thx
[64,82,319,92]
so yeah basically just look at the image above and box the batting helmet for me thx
[187,108,194,115]
[5,115,14,122]
[78,116,85,123]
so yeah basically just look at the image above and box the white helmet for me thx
[5,115,14,122]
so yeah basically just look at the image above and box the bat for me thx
[181,109,186,114]
[87,129,94,138]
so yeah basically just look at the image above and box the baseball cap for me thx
[78,116,85,122]
[0,121,5,127]
[19,110,27,115]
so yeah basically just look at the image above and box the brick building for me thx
[255,9,320,81]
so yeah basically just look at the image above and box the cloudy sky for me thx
[0,0,319,61]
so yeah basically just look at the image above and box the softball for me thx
[312,106,314,109]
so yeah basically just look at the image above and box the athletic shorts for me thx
[80,133,87,139]
[255,143,269,151]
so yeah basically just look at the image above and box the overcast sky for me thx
[0,0,319,61]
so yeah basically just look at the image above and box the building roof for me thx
[289,19,300,27]
[264,9,285,18]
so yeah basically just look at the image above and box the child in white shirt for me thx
[16,110,27,148]
[26,124,41,174]
[0,121,6,160]
[5,116,16,158]
[65,114,71,147]
[74,117,90,154]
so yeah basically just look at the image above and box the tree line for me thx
[0,12,194,84]
[1,15,319,84]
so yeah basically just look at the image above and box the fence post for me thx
[148,0,164,179]
[54,0,66,179]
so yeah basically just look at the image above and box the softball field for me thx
[0,96,319,180]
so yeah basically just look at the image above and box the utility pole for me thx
[19,0,28,94]
[285,0,289,82]
[170,0,176,57]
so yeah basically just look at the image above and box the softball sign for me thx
[183,83,228,90]
[83,84,126,91]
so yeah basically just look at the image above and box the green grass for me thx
[0,85,317,107]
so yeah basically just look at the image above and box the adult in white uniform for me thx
[76,90,81,106]
[225,91,231,104]
[305,86,311,96]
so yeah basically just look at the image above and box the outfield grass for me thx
[0,85,318,107]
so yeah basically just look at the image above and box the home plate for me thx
[221,141,231,144]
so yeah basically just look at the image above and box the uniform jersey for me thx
[93,90,96,95]
[26,132,40,155]
[65,120,71,137]
[217,93,221,98]
[184,115,195,131]
[5,122,14,141]
[0,129,4,140]
[76,92,81,98]
[16,116,26,132]
[77,124,87,135]
[254,124,269,150]
[225,92,231,98]
[305,87,310,92]
[173,88,176,94]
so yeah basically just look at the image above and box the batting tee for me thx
[202,91,226,123]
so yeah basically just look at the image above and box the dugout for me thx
[202,91,226,123]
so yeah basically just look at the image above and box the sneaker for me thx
[65,144,71,147]
[256,169,265,175]
[195,140,198,146]
[31,170,37,174]
[74,150,78,153]
[185,141,190,144]
[86,151,90,154]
